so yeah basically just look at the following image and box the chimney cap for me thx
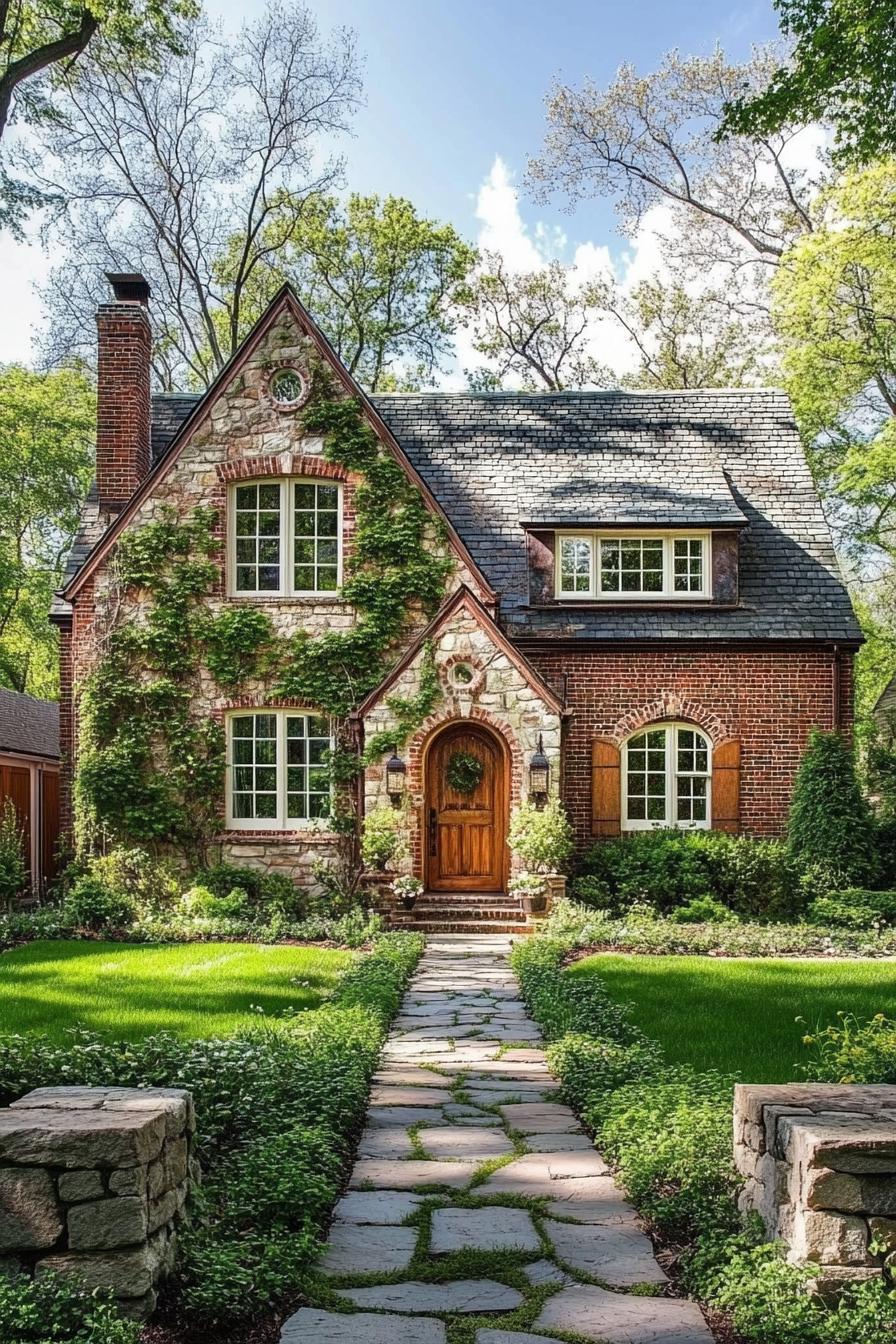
[106,272,151,304]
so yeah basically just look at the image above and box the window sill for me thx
[219,829,340,845]
[225,593,350,604]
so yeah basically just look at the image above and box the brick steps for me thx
[384,890,531,935]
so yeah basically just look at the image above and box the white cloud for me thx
[0,230,49,365]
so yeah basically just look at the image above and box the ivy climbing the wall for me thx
[76,507,226,864]
[76,363,455,873]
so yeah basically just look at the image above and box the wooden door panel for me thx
[41,772,61,888]
[426,726,506,891]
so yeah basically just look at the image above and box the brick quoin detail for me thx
[95,303,151,512]
[527,646,854,848]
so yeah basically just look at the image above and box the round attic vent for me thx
[269,367,309,410]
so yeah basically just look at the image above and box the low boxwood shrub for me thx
[0,1273,139,1344]
[574,829,802,921]
[61,874,136,932]
[807,888,896,930]
[669,894,740,924]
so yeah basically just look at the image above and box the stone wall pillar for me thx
[0,1086,197,1318]
[734,1082,896,1295]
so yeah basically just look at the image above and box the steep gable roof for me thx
[371,389,860,644]
[354,585,566,720]
[60,286,493,606]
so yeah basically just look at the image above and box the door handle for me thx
[428,807,437,857]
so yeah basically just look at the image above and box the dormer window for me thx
[229,478,342,597]
[555,531,709,600]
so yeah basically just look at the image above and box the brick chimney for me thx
[95,273,152,513]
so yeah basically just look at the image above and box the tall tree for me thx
[526,46,824,314]
[0,364,94,696]
[722,0,896,167]
[33,2,361,388]
[601,278,770,389]
[0,0,197,231]
[455,253,613,392]
[771,158,896,552]
[212,192,476,391]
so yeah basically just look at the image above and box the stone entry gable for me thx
[359,587,565,880]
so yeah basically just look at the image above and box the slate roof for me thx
[64,386,860,644]
[370,389,860,643]
[0,689,59,760]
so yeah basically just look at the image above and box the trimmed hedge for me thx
[511,936,896,1344]
[0,933,424,1335]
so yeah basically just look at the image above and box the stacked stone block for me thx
[0,1086,196,1318]
[734,1083,896,1295]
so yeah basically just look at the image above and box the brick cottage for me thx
[53,276,860,927]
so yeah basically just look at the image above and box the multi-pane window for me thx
[293,483,339,592]
[601,538,664,594]
[228,712,331,829]
[554,532,708,599]
[230,479,342,596]
[559,537,593,594]
[623,723,711,830]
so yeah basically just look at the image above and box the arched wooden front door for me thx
[425,723,508,891]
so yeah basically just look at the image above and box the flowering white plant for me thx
[391,875,423,899]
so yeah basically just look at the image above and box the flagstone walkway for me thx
[281,934,713,1344]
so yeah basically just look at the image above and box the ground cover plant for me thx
[511,934,896,1344]
[569,951,896,1080]
[0,940,353,1040]
[0,933,424,1343]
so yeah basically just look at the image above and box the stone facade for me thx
[734,1083,896,1295]
[0,1085,196,1318]
[62,303,482,888]
[360,591,564,882]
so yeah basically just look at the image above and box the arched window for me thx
[622,723,711,830]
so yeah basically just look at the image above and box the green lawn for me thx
[568,952,896,1081]
[0,940,353,1041]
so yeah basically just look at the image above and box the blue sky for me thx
[0,0,782,365]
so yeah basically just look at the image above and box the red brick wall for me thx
[525,645,854,848]
[95,302,151,511]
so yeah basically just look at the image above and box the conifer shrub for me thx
[787,729,878,892]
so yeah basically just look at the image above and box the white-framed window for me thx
[229,478,342,596]
[622,723,711,831]
[555,531,709,599]
[226,710,332,829]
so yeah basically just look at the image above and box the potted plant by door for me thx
[359,806,408,905]
[509,872,549,917]
[391,875,424,912]
[507,797,574,915]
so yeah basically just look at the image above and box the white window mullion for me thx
[281,480,291,599]
[277,713,287,830]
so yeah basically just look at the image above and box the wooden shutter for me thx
[592,739,621,836]
[712,739,741,833]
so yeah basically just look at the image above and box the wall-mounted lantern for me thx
[386,752,407,806]
[529,734,550,806]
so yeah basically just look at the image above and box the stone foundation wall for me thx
[0,1086,197,1319]
[734,1083,896,1295]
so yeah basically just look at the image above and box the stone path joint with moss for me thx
[280,934,714,1344]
